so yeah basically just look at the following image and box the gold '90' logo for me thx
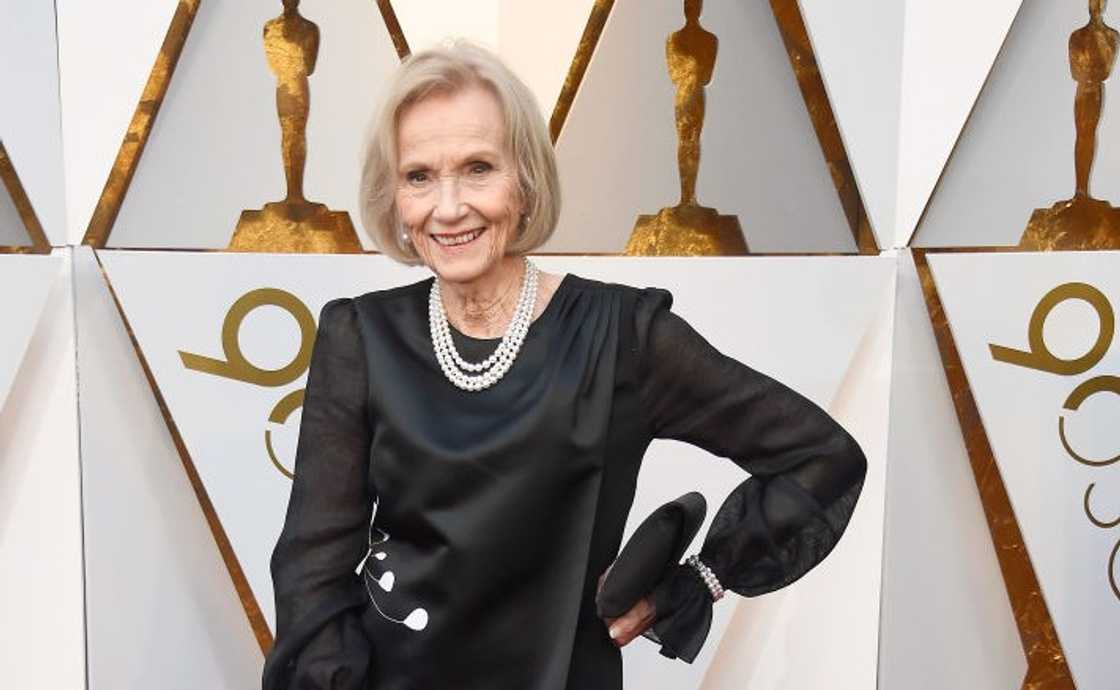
[989,281,1119,601]
[178,288,316,480]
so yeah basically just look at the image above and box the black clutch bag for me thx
[596,491,707,619]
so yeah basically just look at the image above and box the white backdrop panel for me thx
[877,251,1025,689]
[895,0,1021,247]
[0,255,62,413]
[99,251,892,688]
[545,0,853,254]
[396,0,499,52]
[800,0,1021,248]
[915,1,1120,247]
[392,0,596,119]
[931,251,1120,690]
[0,0,67,244]
[56,0,178,245]
[0,249,84,690]
[698,271,894,690]
[74,246,263,690]
[798,0,903,251]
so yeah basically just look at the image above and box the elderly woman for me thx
[262,42,866,690]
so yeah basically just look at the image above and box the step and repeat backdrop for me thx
[0,1,1116,689]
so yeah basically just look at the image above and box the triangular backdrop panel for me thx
[105,0,398,249]
[931,251,1120,690]
[57,0,178,245]
[696,269,894,690]
[915,1,1120,247]
[102,250,892,690]
[797,0,903,251]
[894,0,1021,247]
[0,249,84,690]
[544,0,853,254]
[392,0,597,117]
[0,1,66,244]
[74,246,262,688]
[800,0,1020,248]
[877,251,1025,689]
[0,255,61,414]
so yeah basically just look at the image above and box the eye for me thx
[405,170,430,185]
[467,161,492,176]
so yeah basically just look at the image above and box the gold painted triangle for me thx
[914,248,1075,690]
[0,139,50,254]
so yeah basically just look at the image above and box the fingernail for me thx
[609,625,621,640]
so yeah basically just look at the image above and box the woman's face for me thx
[395,85,522,286]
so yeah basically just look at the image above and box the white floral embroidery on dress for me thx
[362,500,430,631]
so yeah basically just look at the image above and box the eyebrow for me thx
[398,148,502,172]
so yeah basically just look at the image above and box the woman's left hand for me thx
[598,570,657,647]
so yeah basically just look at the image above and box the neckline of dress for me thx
[444,272,572,344]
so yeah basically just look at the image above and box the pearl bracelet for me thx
[686,554,725,602]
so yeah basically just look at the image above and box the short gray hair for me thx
[359,41,561,264]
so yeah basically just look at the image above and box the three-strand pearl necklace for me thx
[429,258,540,392]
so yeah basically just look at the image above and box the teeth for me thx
[433,229,482,246]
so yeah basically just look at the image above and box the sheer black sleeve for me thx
[634,288,867,663]
[262,298,374,690]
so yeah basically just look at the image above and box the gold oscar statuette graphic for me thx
[625,0,748,256]
[1021,0,1120,250]
[228,0,363,253]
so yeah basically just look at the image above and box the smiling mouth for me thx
[431,227,486,247]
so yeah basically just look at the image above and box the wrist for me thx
[685,554,724,602]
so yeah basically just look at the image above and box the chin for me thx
[432,260,494,286]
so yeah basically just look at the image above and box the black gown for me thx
[262,273,867,690]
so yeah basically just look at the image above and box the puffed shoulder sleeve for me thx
[262,298,375,690]
[633,288,867,663]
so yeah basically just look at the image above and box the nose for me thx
[432,175,466,224]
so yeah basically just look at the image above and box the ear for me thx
[517,209,531,237]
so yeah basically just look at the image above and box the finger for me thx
[610,603,654,647]
[608,597,656,647]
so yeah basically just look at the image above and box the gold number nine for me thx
[178,288,316,479]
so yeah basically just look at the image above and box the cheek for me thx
[477,175,521,224]
[396,192,429,228]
